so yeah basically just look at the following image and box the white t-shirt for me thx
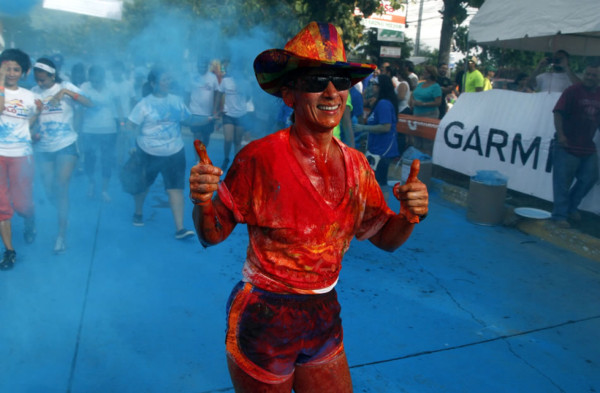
[0,87,36,157]
[128,94,190,156]
[32,81,82,152]
[395,80,411,114]
[110,79,136,118]
[535,72,572,93]
[189,71,219,116]
[219,76,248,118]
[81,82,117,134]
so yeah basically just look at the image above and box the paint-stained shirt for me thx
[129,94,190,156]
[32,81,83,153]
[0,87,36,157]
[218,128,394,294]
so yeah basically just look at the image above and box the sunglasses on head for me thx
[291,75,352,92]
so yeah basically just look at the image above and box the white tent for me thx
[469,0,600,56]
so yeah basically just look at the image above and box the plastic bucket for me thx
[466,171,508,226]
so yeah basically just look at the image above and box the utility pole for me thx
[414,0,425,55]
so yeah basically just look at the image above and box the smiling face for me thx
[281,69,349,133]
[2,60,23,89]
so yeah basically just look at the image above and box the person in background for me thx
[463,56,484,93]
[126,66,195,240]
[483,66,496,91]
[437,63,455,118]
[218,61,251,170]
[109,61,136,166]
[550,63,600,229]
[403,60,419,91]
[332,93,354,147]
[186,57,221,148]
[80,65,118,202]
[409,65,442,119]
[0,49,40,270]
[395,65,412,115]
[354,74,400,199]
[509,72,533,93]
[529,50,580,93]
[189,22,428,392]
[31,57,92,254]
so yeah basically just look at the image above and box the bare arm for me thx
[51,88,93,108]
[189,140,236,246]
[369,160,429,251]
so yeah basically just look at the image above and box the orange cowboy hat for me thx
[253,21,376,97]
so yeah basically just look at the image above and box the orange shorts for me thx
[225,281,345,384]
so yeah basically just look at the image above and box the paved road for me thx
[1,136,599,392]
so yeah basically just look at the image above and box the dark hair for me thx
[374,74,398,112]
[34,57,63,83]
[0,48,31,74]
[142,66,166,97]
[71,62,86,86]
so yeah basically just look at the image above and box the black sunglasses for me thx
[291,75,352,92]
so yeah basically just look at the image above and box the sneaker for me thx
[54,236,66,254]
[24,229,36,244]
[132,214,144,227]
[0,250,16,270]
[175,228,195,240]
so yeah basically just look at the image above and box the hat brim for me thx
[253,49,376,97]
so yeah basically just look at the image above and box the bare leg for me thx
[55,154,77,239]
[134,189,148,216]
[234,125,245,154]
[293,350,353,393]
[223,123,234,164]
[166,188,185,231]
[0,220,13,251]
[227,356,294,393]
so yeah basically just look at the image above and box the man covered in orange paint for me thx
[189,22,428,393]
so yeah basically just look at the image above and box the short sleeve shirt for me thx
[366,99,399,158]
[128,94,190,156]
[189,71,219,116]
[0,87,36,157]
[32,81,83,152]
[217,129,394,294]
[553,83,600,156]
[463,70,484,93]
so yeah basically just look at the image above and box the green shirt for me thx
[463,70,484,93]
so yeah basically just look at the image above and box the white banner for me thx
[433,89,600,215]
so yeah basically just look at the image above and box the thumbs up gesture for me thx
[393,159,429,223]
[189,140,223,206]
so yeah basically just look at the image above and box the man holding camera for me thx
[529,49,581,93]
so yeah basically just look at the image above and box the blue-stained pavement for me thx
[1,133,599,393]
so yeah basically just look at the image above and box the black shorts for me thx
[138,147,186,190]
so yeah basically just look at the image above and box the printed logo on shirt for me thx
[2,99,30,119]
